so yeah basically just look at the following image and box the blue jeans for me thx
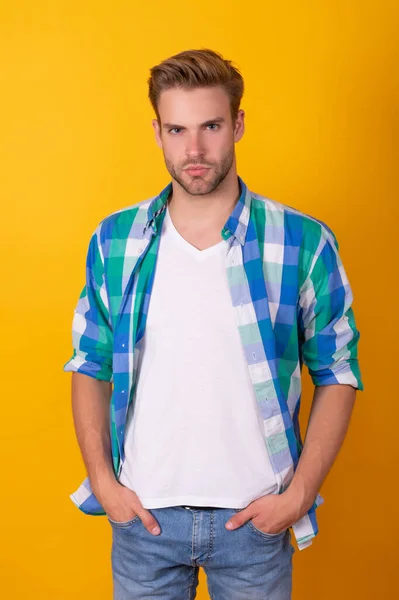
[108,505,294,599]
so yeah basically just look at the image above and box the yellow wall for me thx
[1,1,397,598]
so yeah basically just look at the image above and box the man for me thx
[64,48,363,599]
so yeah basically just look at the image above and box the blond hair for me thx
[148,48,244,124]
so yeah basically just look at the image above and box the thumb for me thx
[225,508,252,530]
[136,506,161,535]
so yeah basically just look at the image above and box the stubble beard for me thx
[164,147,235,196]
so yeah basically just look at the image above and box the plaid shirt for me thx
[64,175,363,550]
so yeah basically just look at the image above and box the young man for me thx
[64,48,363,599]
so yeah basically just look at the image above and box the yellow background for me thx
[1,1,397,598]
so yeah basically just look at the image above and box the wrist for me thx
[283,476,316,517]
[91,470,118,500]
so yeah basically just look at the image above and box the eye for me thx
[206,124,219,130]
[169,127,182,134]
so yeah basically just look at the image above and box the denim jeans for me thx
[108,505,294,599]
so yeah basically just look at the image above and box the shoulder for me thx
[90,194,156,247]
[249,190,339,252]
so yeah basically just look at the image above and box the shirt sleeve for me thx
[297,228,364,390]
[63,226,113,382]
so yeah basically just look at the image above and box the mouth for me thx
[184,166,210,177]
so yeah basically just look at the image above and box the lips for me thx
[185,167,210,176]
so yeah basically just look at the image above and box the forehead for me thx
[157,85,230,121]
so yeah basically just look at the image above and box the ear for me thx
[152,119,163,149]
[233,109,245,143]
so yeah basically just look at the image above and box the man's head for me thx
[148,49,245,196]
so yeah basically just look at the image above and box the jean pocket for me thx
[233,509,287,540]
[107,514,141,528]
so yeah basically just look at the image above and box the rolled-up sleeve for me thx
[298,228,364,391]
[63,226,113,382]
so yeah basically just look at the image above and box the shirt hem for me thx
[136,495,261,508]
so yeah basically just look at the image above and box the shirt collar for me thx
[142,175,252,246]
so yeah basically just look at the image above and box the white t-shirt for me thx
[118,205,278,508]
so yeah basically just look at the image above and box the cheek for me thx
[163,139,184,160]
[213,133,233,154]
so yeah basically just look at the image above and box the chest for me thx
[171,225,224,251]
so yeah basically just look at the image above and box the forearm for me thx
[71,372,116,495]
[285,383,357,514]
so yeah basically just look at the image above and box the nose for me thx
[186,131,205,157]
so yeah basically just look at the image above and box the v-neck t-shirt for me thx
[118,205,279,507]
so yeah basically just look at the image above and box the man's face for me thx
[152,85,244,196]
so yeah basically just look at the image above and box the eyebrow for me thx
[162,117,226,130]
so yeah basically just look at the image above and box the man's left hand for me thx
[224,491,304,534]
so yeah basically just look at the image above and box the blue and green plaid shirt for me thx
[64,175,363,550]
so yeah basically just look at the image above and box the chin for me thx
[190,182,219,196]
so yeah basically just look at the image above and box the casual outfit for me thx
[64,175,363,597]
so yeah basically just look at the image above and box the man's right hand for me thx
[94,478,161,535]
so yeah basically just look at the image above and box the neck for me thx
[167,166,241,231]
